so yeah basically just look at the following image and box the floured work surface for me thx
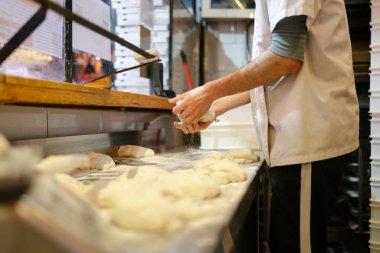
[22,148,262,253]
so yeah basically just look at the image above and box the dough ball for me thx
[97,168,204,232]
[97,179,140,207]
[206,149,260,164]
[109,189,184,233]
[97,166,169,207]
[132,166,170,182]
[97,173,163,208]
[156,169,220,201]
[225,148,260,164]
[87,152,115,170]
[36,154,89,174]
[0,134,10,157]
[195,158,247,185]
[96,181,117,207]
[117,145,155,158]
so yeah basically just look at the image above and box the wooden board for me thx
[1,75,104,106]
[0,75,173,110]
[84,76,112,89]
[105,89,172,109]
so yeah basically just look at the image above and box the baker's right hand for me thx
[168,85,215,124]
[173,121,212,134]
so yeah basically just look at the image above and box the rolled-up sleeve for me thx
[268,15,307,62]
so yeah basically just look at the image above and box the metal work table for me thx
[0,148,266,253]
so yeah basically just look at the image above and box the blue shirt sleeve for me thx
[268,15,307,62]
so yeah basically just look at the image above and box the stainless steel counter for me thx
[0,148,264,253]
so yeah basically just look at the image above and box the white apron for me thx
[250,0,359,167]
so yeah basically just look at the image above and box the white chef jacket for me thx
[250,0,359,167]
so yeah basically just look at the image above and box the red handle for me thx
[183,63,194,90]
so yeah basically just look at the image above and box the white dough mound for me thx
[194,158,247,185]
[36,154,90,174]
[207,148,260,164]
[156,169,220,201]
[87,152,115,170]
[99,178,202,232]
[109,189,184,233]
[117,145,155,158]
[96,166,170,208]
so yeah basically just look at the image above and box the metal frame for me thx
[0,0,157,67]
[0,4,47,65]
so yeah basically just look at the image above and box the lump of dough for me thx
[97,177,153,207]
[36,154,89,174]
[0,134,10,157]
[132,165,170,182]
[207,149,260,164]
[97,179,129,207]
[107,184,201,233]
[97,169,204,232]
[156,169,220,201]
[109,189,184,233]
[225,148,260,163]
[195,158,247,185]
[87,152,115,170]
[117,145,155,158]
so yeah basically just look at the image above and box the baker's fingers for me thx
[173,122,190,134]
[195,121,212,131]
[168,93,185,104]
[186,124,196,134]
[173,100,186,116]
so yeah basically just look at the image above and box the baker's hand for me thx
[168,86,215,124]
[173,121,212,134]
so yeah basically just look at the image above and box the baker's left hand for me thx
[168,86,215,124]
[173,121,212,134]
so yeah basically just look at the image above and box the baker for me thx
[168,0,359,252]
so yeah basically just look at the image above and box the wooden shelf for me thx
[0,75,173,110]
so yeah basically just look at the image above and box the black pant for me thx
[268,153,351,253]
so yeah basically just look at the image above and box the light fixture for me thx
[234,0,245,9]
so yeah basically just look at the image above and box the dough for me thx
[109,189,184,233]
[117,145,155,158]
[195,158,247,185]
[207,148,260,164]
[97,166,170,207]
[0,134,10,157]
[36,154,89,173]
[156,169,220,201]
[96,179,126,207]
[95,165,208,232]
[131,165,170,182]
[55,173,90,199]
[225,148,260,163]
[87,152,115,170]
[99,176,201,232]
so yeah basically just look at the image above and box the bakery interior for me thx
[0,0,375,253]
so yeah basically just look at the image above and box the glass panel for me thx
[0,0,65,81]
[71,0,114,84]
[171,0,200,95]
[69,0,171,95]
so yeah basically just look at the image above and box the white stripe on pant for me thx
[300,163,312,253]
